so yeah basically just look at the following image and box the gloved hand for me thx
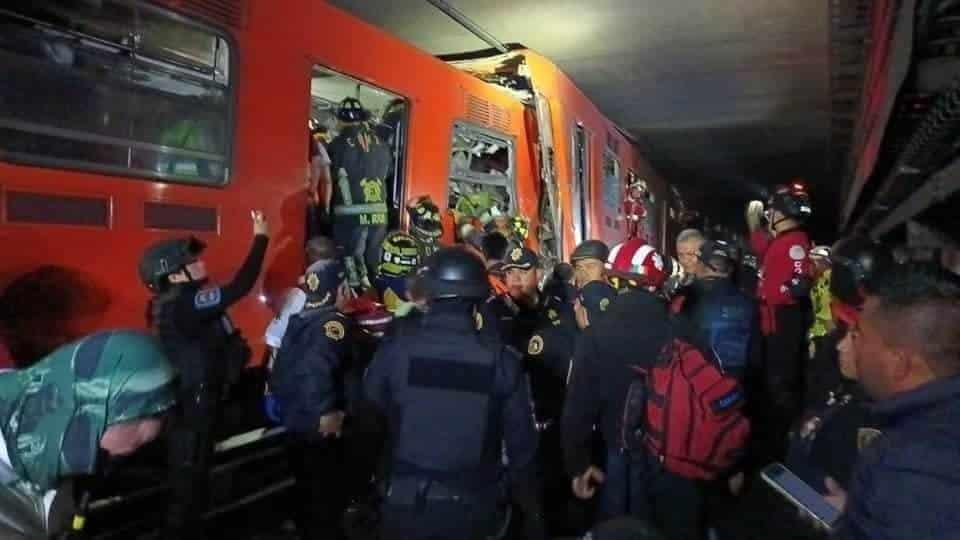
[746,200,765,232]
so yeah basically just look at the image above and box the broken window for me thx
[603,149,622,218]
[448,122,515,222]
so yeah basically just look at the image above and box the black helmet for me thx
[699,237,737,265]
[830,236,894,306]
[406,196,443,240]
[337,97,369,123]
[768,183,812,222]
[138,236,205,290]
[422,247,490,300]
[571,240,610,263]
[378,231,422,278]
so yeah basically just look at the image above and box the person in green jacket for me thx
[0,330,177,538]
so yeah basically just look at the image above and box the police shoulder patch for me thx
[600,298,610,312]
[194,288,222,309]
[324,320,346,341]
[528,335,544,356]
[789,245,807,261]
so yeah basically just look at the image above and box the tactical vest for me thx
[389,311,501,488]
[149,285,241,391]
[328,125,391,226]
[687,278,754,374]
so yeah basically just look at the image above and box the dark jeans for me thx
[381,478,499,540]
[599,450,703,540]
[286,436,347,540]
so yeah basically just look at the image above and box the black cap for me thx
[578,281,617,320]
[500,245,540,271]
[571,240,610,263]
[138,236,205,290]
[422,247,490,300]
[303,260,346,308]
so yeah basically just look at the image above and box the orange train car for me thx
[0,0,673,365]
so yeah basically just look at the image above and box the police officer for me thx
[327,97,392,288]
[139,210,269,540]
[749,183,814,456]
[673,238,756,381]
[363,247,539,540]
[270,260,353,540]
[571,240,610,289]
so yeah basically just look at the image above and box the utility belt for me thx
[386,476,476,508]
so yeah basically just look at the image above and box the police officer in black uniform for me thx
[270,259,354,540]
[139,210,269,540]
[327,97,392,288]
[363,247,539,540]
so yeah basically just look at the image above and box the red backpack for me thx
[621,339,750,480]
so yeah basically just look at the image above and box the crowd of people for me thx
[1,101,959,540]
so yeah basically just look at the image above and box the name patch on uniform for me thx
[528,335,544,356]
[789,245,807,261]
[194,288,222,309]
[324,320,345,341]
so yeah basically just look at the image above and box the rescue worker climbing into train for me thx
[363,247,539,540]
[327,97,392,289]
[405,196,443,257]
[270,259,356,540]
[747,182,814,461]
[373,231,422,314]
[139,210,269,540]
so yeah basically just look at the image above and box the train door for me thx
[571,123,591,245]
[308,65,409,229]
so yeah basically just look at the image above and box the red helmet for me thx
[607,239,667,290]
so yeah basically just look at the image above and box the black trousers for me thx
[381,479,499,540]
[599,450,703,540]
[286,436,347,540]
[759,304,811,461]
[164,386,220,540]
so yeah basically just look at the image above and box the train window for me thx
[310,66,408,229]
[0,2,232,184]
[602,149,622,219]
[448,122,515,222]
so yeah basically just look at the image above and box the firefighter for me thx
[406,195,443,257]
[749,182,814,459]
[139,211,268,540]
[327,97,392,289]
[373,231,422,314]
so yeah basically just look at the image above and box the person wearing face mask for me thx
[0,331,176,539]
[139,210,269,540]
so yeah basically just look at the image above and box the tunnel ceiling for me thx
[329,0,837,235]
